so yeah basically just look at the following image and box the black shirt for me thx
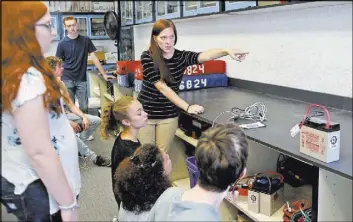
[56,35,96,82]
[111,133,141,206]
[137,49,200,120]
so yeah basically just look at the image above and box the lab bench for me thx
[88,69,352,221]
[171,87,352,221]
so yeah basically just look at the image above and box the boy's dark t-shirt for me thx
[111,133,141,206]
[56,35,96,82]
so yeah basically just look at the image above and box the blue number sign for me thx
[179,74,228,91]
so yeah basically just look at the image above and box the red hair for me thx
[1,1,66,115]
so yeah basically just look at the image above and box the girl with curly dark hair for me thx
[114,143,172,221]
[100,96,148,209]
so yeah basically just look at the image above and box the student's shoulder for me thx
[158,186,184,201]
[11,67,47,111]
[112,133,123,145]
[57,36,71,46]
[57,38,65,47]
[82,35,93,41]
[140,50,152,60]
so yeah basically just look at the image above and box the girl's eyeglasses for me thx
[35,23,54,30]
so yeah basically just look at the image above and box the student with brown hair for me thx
[1,2,80,221]
[100,96,148,208]
[137,19,249,154]
[46,56,111,167]
[56,16,114,114]
[147,123,249,221]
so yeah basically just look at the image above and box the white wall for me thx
[133,2,352,98]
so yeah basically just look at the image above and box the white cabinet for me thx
[121,1,134,26]
[62,16,89,37]
[51,15,60,41]
[135,1,154,24]
[156,1,181,20]
[225,1,257,11]
[183,1,220,17]
[88,15,109,39]
[119,27,134,61]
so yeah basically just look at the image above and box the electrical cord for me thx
[212,111,232,128]
[106,81,116,101]
[212,102,267,127]
[302,111,324,124]
[283,199,312,222]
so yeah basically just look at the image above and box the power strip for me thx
[239,122,266,129]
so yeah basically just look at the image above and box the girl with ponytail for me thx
[100,96,148,208]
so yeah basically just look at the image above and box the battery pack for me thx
[300,111,340,163]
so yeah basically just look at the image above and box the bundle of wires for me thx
[212,102,268,127]
[283,199,312,222]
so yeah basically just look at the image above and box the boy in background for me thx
[46,56,111,167]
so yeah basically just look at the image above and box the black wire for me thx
[304,111,324,124]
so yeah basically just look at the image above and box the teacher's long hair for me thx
[149,19,178,83]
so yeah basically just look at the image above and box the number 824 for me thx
[179,78,207,90]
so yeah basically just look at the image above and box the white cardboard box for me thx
[300,117,340,163]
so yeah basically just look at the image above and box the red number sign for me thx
[183,60,226,75]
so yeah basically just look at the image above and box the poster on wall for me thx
[119,27,134,61]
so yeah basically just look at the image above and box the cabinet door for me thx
[183,1,198,16]
[51,15,60,41]
[92,1,115,12]
[156,1,181,20]
[121,1,134,25]
[62,16,88,37]
[88,15,109,40]
[135,1,153,24]
[119,27,134,61]
[183,1,220,17]
[225,1,257,11]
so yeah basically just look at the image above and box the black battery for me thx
[304,116,340,132]
[178,111,212,139]
[106,81,114,96]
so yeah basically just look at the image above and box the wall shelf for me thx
[225,193,284,222]
[104,93,114,102]
[132,1,347,28]
[175,128,198,147]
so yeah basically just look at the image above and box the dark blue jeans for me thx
[1,176,62,222]
[62,80,88,113]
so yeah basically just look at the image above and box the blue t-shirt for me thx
[56,35,96,82]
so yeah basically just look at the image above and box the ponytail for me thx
[99,96,135,140]
[100,103,119,140]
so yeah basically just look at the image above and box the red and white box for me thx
[299,104,340,163]
[183,60,226,75]
[116,60,141,75]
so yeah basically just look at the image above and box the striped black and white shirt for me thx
[137,49,200,120]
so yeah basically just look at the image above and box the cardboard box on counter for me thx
[88,51,106,65]
[248,185,284,216]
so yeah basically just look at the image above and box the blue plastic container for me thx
[134,79,142,93]
[186,156,200,188]
[117,74,130,87]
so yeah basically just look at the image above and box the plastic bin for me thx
[117,74,129,87]
[186,156,200,188]
[134,79,142,93]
